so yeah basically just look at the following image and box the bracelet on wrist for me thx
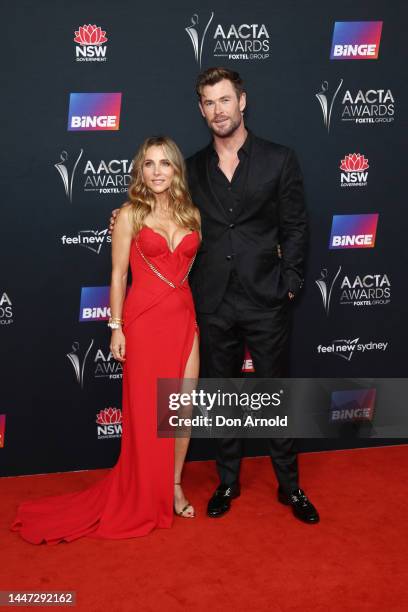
[108,316,123,329]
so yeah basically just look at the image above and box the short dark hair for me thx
[196,67,245,100]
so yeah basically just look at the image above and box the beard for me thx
[210,113,242,138]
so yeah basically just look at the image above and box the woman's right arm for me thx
[109,205,133,362]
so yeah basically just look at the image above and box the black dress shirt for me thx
[208,130,252,216]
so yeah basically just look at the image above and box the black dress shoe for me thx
[207,484,241,518]
[278,488,320,524]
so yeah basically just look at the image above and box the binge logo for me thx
[68,93,121,131]
[80,287,110,321]
[0,415,5,448]
[330,388,376,422]
[330,21,383,60]
[242,346,255,372]
[329,214,379,250]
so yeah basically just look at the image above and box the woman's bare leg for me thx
[174,330,199,517]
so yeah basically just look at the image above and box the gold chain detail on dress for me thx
[135,240,196,288]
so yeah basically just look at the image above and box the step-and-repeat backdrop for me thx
[1,1,406,475]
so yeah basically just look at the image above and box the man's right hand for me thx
[108,208,121,234]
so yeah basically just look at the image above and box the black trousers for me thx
[197,269,299,495]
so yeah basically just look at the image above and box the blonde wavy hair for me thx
[125,136,200,236]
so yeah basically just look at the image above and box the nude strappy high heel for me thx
[174,483,195,518]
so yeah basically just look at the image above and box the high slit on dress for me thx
[11,227,200,544]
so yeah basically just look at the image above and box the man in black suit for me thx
[110,67,319,523]
[186,67,319,523]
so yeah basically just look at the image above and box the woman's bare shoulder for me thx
[114,203,133,234]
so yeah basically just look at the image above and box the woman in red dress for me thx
[11,136,201,544]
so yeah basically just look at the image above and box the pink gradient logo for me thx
[330,21,383,60]
[68,93,121,131]
[331,389,376,421]
[242,346,255,373]
[0,415,5,448]
[330,214,379,249]
[79,286,110,321]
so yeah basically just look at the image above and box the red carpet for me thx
[1,446,407,611]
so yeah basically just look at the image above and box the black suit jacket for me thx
[186,133,308,314]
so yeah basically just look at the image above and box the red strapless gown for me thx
[11,227,200,544]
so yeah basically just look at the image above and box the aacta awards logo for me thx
[339,273,391,308]
[0,415,6,448]
[0,292,13,325]
[316,267,391,313]
[185,12,269,65]
[67,340,123,388]
[96,407,122,439]
[340,153,369,187]
[67,340,94,388]
[185,12,214,67]
[315,80,343,133]
[54,149,83,202]
[94,347,123,380]
[330,21,383,60]
[82,158,132,194]
[315,267,342,315]
[341,88,394,125]
[67,93,122,131]
[54,149,132,201]
[316,80,395,131]
[74,24,108,62]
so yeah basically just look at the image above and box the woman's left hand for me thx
[110,329,126,362]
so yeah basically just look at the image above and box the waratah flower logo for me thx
[340,153,369,172]
[74,25,108,46]
[96,407,122,425]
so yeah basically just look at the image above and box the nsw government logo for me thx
[329,214,378,250]
[96,407,122,440]
[185,12,269,65]
[54,150,132,201]
[330,21,383,60]
[67,93,121,131]
[340,153,369,187]
[74,24,108,62]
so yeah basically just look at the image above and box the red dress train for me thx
[11,227,200,544]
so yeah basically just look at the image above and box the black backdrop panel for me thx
[1,0,406,475]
